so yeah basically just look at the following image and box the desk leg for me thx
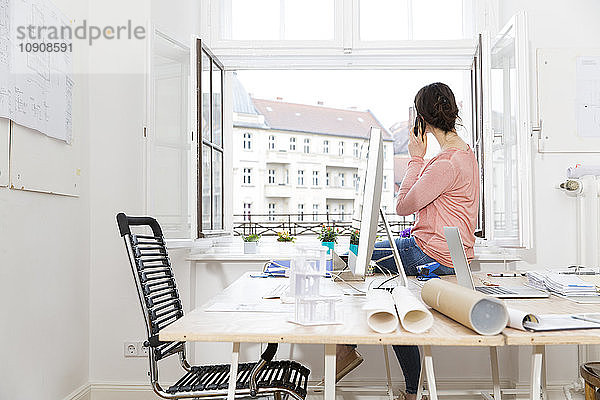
[227,342,240,400]
[423,346,438,400]
[490,346,501,400]
[383,345,394,400]
[416,357,425,400]
[324,344,336,400]
[529,345,545,400]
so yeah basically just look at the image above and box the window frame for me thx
[195,39,225,238]
[198,3,533,249]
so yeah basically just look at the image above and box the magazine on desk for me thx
[507,308,600,331]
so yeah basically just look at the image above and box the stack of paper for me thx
[525,271,547,291]
[543,273,597,296]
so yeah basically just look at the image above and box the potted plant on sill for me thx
[318,225,339,255]
[276,231,296,254]
[242,234,261,254]
[349,229,360,255]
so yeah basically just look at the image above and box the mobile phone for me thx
[409,106,424,138]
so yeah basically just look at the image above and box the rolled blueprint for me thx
[392,286,433,333]
[363,290,399,333]
[421,279,508,335]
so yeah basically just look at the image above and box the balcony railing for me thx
[234,212,414,237]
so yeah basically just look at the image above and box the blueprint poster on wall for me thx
[576,56,600,138]
[0,0,73,143]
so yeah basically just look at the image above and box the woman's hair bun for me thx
[414,82,460,133]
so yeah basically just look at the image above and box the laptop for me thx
[443,227,549,299]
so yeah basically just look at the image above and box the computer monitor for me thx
[347,127,384,279]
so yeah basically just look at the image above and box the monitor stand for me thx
[331,209,408,286]
[331,251,366,282]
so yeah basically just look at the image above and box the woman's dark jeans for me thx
[371,236,454,394]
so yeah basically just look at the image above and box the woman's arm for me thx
[396,157,456,216]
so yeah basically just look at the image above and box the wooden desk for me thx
[160,273,504,400]
[490,276,600,400]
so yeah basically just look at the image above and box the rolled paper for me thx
[421,279,508,335]
[363,290,399,333]
[392,286,434,333]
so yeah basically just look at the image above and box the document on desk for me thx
[205,301,294,313]
[507,307,600,331]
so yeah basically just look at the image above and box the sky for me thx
[236,69,470,132]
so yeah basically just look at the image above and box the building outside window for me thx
[268,203,275,221]
[297,169,304,186]
[353,173,359,191]
[243,132,252,150]
[268,169,275,184]
[340,204,345,220]
[289,137,296,151]
[243,202,252,221]
[383,144,388,160]
[312,171,319,186]
[326,172,330,186]
[323,140,329,153]
[269,135,275,150]
[285,169,289,184]
[353,142,359,158]
[383,175,388,190]
[298,204,304,221]
[338,141,344,156]
[313,204,319,221]
[340,172,345,187]
[243,168,252,184]
[304,138,310,153]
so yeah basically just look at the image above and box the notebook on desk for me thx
[444,227,550,299]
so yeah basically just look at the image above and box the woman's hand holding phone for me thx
[408,124,427,158]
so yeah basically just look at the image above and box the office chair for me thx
[116,213,310,399]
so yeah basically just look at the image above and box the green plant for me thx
[318,225,340,243]
[276,231,296,242]
[350,229,360,245]
[243,234,261,242]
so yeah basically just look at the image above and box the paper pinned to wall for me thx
[576,56,600,138]
[0,0,73,143]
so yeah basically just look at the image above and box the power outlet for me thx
[124,342,138,357]
[124,341,148,358]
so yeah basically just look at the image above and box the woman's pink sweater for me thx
[395,147,479,267]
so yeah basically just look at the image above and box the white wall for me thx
[500,0,600,388]
[87,0,202,393]
[0,0,91,398]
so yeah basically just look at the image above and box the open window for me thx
[145,29,191,240]
[482,12,533,248]
[191,39,226,238]
[146,4,533,249]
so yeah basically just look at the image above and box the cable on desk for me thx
[328,271,366,294]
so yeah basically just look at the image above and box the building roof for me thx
[389,120,409,155]
[232,73,260,115]
[251,98,393,141]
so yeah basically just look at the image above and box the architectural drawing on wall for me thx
[576,56,600,138]
[0,0,73,143]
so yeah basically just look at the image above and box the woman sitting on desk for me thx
[337,82,480,400]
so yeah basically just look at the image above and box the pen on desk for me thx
[487,273,526,277]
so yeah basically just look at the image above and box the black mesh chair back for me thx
[117,213,310,399]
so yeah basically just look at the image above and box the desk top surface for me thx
[160,273,504,346]
[486,276,600,345]
[160,273,600,346]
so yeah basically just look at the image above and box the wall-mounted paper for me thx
[576,56,600,138]
[421,280,508,335]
